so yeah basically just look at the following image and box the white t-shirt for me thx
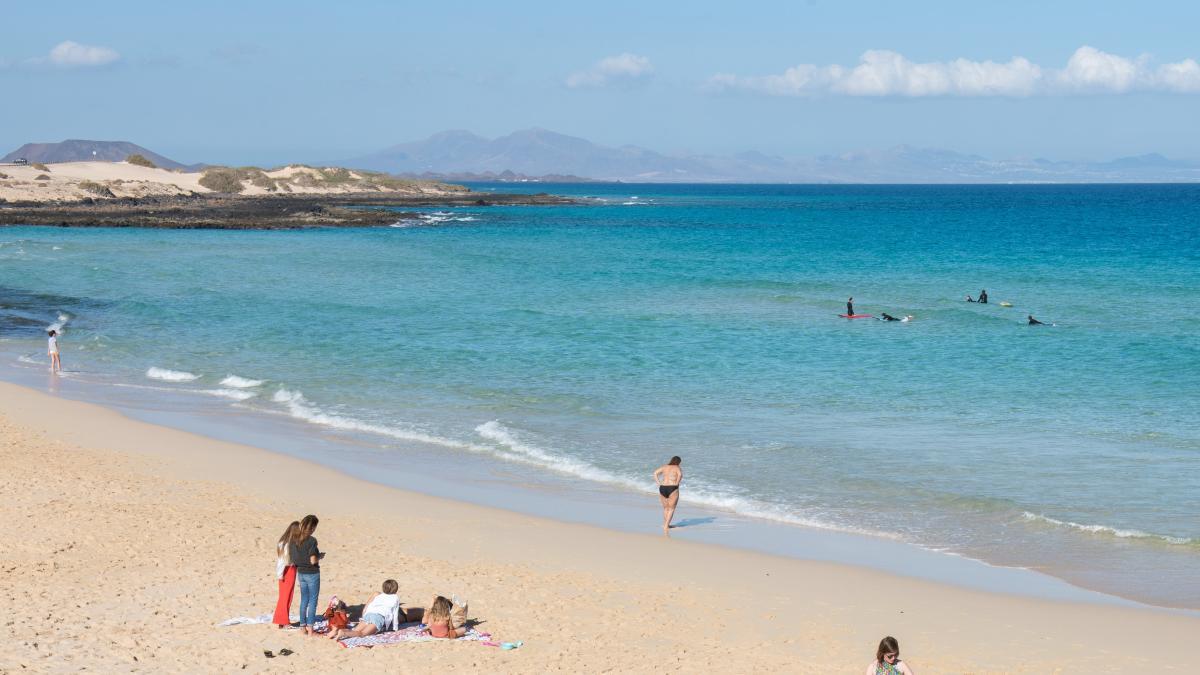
[48,336,58,353]
[363,592,400,617]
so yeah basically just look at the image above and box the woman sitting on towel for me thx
[329,579,402,640]
[423,595,468,638]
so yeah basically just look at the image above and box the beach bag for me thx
[324,595,350,629]
[327,609,350,629]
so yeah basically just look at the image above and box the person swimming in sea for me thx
[1028,314,1046,325]
[978,289,988,304]
[965,295,976,302]
[880,313,913,322]
[653,456,682,532]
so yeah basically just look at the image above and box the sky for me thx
[2,0,1199,166]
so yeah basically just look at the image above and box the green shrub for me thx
[78,180,116,197]
[34,174,51,181]
[126,154,156,168]
[32,163,50,171]
[198,167,247,194]
[250,173,278,192]
[319,167,354,183]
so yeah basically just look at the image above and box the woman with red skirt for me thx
[273,521,300,627]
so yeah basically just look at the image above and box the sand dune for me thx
[0,161,457,203]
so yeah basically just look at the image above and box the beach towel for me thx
[218,613,326,630]
[338,622,491,649]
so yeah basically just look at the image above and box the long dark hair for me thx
[296,514,319,542]
[876,636,900,662]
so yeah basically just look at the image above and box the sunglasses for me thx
[884,653,898,661]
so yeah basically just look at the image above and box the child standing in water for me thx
[47,330,61,374]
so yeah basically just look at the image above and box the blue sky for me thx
[2,0,1198,165]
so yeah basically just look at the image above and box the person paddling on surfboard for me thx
[847,297,854,316]
[1028,314,1046,325]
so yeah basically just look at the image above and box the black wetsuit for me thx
[979,291,988,304]
[881,313,900,321]
[846,301,854,315]
[1028,316,1045,325]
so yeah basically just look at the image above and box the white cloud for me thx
[567,53,652,88]
[709,46,1200,97]
[44,40,120,67]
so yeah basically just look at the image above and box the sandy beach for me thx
[0,381,1194,673]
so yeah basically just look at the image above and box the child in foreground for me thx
[329,579,402,640]
[867,636,915,675]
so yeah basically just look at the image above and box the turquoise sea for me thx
[2,183,1198,608]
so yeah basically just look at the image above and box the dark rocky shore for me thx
[0,192,573,229]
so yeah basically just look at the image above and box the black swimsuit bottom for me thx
[659,485,679,498]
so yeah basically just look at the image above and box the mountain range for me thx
[2,140,194,170]
[342,128,1200,184]
[6,134,1199,183]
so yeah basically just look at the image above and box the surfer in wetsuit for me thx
[880,313,900,321]
[847,297,854,316]
[965,295,976,302]
[979,289,989,304]
[1028,315,1046,325]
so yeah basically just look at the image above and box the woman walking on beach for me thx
[272,521,300,628]
[290,514,322,635]
[654,456,683,532]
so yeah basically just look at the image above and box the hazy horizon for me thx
[3,1,1199,166]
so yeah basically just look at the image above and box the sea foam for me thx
[146,367,200,382]
[220,375,264,389]
[474,420,885,537]
[1022,512,1193,545]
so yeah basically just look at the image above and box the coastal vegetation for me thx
[32,163,50,171]
[125,154,157,168]
[198,167,248,194]
[78,180,117,198]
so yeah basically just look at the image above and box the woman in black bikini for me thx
[654,456,683,532]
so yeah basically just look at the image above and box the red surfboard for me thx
[838,314,874,319]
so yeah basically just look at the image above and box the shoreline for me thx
[0,342,1194,614]
[2,381,1198,672]
[0,191,573,229]
[0,356,1167,613]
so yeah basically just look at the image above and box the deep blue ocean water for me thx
[2,183,1198,606]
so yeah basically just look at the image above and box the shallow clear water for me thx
[2,183,1198,607]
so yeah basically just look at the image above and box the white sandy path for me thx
[0,161,205,202]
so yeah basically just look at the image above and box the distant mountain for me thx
[1,139,192,170]
[407,169,601,183]
[343,129,1200,184]
[342,128,713,180]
